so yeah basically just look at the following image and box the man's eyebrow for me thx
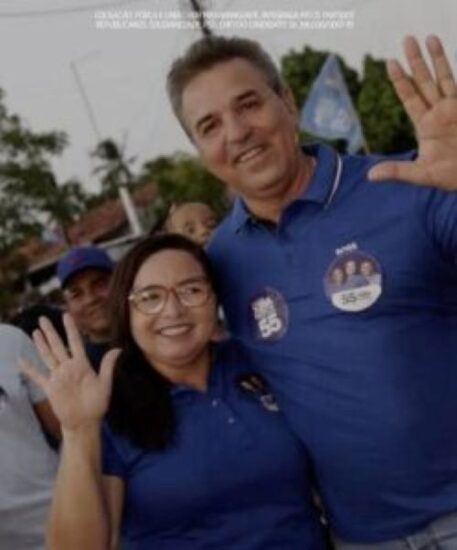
[91,272,110,281]
[195,112,215,133]
[235,89,260,103]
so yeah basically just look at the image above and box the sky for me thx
[0,0,455,193]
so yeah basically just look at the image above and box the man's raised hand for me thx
[369,35,457,191]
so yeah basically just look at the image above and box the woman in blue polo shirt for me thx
[21,235,327,550]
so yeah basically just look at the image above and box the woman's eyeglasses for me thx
[128,278,212,315]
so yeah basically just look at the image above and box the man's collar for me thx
[299,143,339,204]
[229,143,340,233]
[230,196,251,233]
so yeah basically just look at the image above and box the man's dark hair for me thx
[167,35,284,135]
[106,233,217,450]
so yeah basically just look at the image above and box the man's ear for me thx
[280,85,299,118]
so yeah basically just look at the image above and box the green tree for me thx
[357,55,415,153]
[0,89,87,317]
[0,89,87,251]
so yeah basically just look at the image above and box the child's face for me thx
[168,203,217,246]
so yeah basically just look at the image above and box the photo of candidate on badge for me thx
[324,251,382,312]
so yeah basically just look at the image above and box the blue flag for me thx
[300,55,364,153]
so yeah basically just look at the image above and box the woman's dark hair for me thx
[106,233,217,450]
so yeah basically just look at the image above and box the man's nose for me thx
[196,226,211,242]
[225,113,251,143]
[82,289,106,306]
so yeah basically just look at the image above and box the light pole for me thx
[70,52,142,236]
[188,0,213,37]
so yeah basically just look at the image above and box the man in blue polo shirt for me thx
[166,34,457,547]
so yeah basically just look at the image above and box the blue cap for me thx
[57,246,114,287]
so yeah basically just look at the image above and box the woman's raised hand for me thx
[19,313,120,433]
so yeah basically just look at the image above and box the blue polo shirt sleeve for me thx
[101,422,127,479]
[417,186,457,264]
[369,149,457,264]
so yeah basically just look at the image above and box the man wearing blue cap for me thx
[57,246,114,370]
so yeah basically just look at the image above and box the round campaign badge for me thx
[324,251,383,312]
[250,287,288,341]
